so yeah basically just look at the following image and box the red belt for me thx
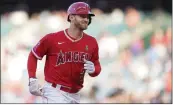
[51,83,79,93]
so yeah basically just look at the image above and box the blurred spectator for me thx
[164,27,171,44]
[130,33,144,56]
[165,69,172,93]
[98,32,119,59]
[150,29,164,46]
[125,7,141,28]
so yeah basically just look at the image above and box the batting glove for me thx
[29,78,43,96]
[84,59,95,74]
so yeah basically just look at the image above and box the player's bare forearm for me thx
[27,51,38,78]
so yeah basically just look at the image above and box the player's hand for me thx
[84,59,95,74]
[29,78,43,96]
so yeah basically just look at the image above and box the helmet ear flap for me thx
[88,15,92,25]
[67,15,70,22]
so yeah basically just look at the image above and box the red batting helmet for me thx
[67,2,95,22]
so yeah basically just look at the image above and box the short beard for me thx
[74,20,87,30]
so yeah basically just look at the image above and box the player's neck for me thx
[67,26,83,40]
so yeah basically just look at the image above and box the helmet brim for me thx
[89,14,95,16]
[89,11,95,16]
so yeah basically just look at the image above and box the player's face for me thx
[73,14,89,30]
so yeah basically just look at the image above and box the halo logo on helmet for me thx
[67,2,95,23]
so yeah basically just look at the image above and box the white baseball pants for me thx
[41,82,80,103]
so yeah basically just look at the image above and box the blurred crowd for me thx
[1,7,172,103]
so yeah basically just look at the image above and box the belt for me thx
[51,83,73,93]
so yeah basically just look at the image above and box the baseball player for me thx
[27,2,101,103]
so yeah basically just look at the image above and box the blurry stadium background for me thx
[1,0,172,103]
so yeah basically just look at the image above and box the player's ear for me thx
[69,14,75,22]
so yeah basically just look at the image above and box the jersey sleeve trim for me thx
[32,48,42,60]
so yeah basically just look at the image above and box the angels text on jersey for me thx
[56,50,91,66]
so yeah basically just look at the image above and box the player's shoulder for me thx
[83,32,97,42]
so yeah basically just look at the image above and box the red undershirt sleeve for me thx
[27,51,38,78]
